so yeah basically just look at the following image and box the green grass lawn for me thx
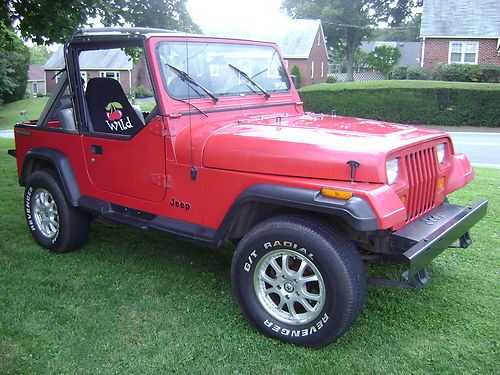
[0,97,49,130]
[0,138,498,374]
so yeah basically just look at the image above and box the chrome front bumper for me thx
[391,200,488,278]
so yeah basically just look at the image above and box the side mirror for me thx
[290,75,298,88]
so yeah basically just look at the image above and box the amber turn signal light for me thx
[436,176,445,191]
[320,188,353,200]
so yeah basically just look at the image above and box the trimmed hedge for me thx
[298,80,500,127]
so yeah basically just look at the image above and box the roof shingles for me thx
[44,48,133,70]
[206,19,323,59]
[420,0,500,38]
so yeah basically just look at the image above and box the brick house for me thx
[27,64,46,96]
[420,0,500,70]
[44,47,151,95]
[207,19,329,87]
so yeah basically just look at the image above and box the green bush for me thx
[389,65,409,80]
[478,65,500,83]
[298,80,500,127]
[133,85,153,98]
[432,63,481,82]
[406,66,429,80]
[290,65,302,89]
[326,75,337,84]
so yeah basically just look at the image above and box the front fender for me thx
[219,184,379,233]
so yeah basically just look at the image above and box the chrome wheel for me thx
[253,249,326,325]
[32,188,59,239]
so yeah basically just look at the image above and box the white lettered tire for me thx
[231,215,366,348]
[24,169,90,253]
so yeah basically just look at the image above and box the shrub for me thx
[326,75,337,84]
[290,65,302,88]
[389,65,409,80]
[432,63,480,82]
[36,92,45,98]
[406,66,429,80]
[133,85,153,98]
[478,65,500,83]
[298,81,500,127]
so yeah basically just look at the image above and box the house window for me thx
[321,62,324,78]
[317,32,321,47]
[33,82,38,93]
[449,41,479,64]
[100,71,121,81]
[311,61,315,79]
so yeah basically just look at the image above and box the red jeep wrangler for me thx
[10,28,487,348]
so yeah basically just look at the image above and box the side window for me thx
[81,47,157,136]
[39,75,77,131]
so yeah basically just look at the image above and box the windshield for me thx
[157,41,290,100]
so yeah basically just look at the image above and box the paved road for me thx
[448,132,500,168]
[0,129,498,167]
[0,130,13,139]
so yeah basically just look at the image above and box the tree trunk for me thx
[345,27,358,82]
[346,47,355,82]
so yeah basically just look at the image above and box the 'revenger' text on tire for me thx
[24,169,90,253]
[231,215,366,348]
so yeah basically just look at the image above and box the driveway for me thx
[0,130,14,139]
[448,132,500,168]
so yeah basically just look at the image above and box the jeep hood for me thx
[202,115,448,183]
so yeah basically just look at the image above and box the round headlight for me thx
[386,158,399,185]
[437,143,446,164]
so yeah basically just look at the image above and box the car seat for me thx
[85,77,144,135]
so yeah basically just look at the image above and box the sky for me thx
[186,0,292,33]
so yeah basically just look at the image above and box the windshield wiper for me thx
[177,99,208,117]
[228,64,270,99]
[165,63,219,103]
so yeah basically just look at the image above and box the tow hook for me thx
[449,231,473,249]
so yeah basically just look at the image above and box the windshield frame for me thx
[155,38,292,102]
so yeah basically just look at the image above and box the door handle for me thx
[91,145,103,155]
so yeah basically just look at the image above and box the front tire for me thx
[231,215,366,348]
[24,170,90,253]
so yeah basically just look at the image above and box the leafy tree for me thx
[290,65,302,88]
[29,45,51,64]
[365,45,401,78]
[282,0,421,81]
[0,28,29,104]
[1,0,199,46]
[354,49,369,72]
[372,14,422,42]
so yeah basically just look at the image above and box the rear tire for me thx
[231,215,366,348]
[24,169,90,253]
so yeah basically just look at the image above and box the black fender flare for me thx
[20,148,81,206]
[216,184,379,241]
